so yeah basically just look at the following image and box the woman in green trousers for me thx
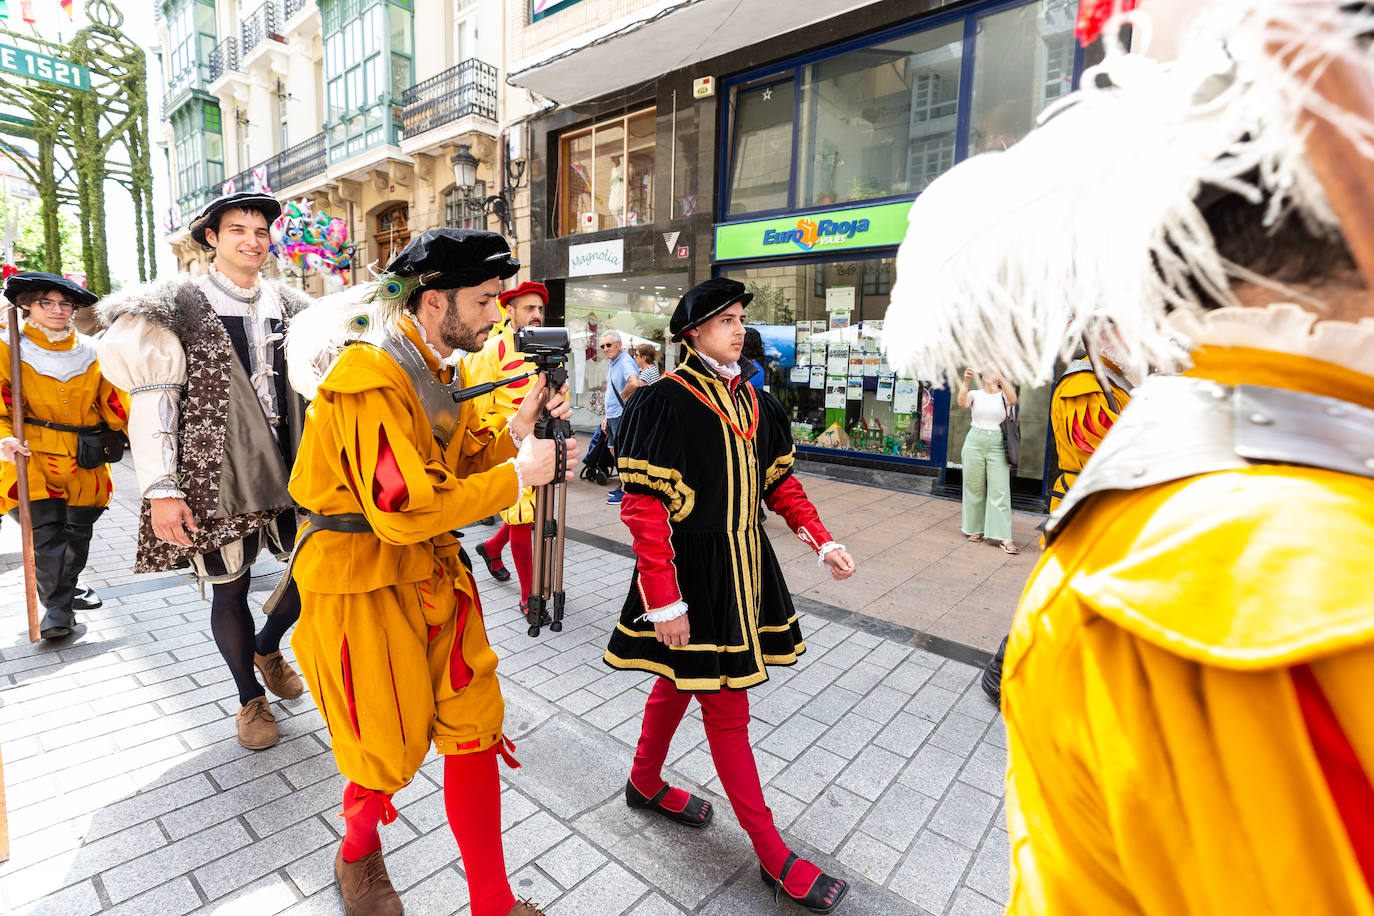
[957,367,1019,554]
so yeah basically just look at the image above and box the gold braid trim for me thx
[764,448,795,489]
[618,457,696,522]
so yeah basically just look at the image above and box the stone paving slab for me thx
[0,460,1011,914]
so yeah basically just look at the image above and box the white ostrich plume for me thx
[286,281,384,399]
[882,0,1374,387]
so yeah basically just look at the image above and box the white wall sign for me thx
[568,238,625,277]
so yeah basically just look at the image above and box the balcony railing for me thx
[241,1,285,57]
[400,59,497,139]
[284,0,311,20]
[223,132,328,200]
[208,37,240,82]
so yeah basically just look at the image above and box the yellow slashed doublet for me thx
[289,319,519,793]
[0,323,128,512]
[1004,347,1374,916]
[604,350,804,691]
[1048,359,1131,511]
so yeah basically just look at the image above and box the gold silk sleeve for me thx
[98,377,131,432]
[0,339,13,442]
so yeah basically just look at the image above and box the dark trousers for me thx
[10,498,104,635]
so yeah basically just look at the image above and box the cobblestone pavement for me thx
[0,462,1011,915]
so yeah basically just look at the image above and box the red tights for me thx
[341,747,515,916]
[483,523,533,602]
[629,678,823,899]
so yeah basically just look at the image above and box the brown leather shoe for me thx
[508,899,547,916]
[254,650,305,699]
[236,696,279,750]
[335,847,403,915]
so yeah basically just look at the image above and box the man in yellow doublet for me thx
[464,281,546,614]
[286,229,576,916]
[1,272,128,638]
[1047,356,1131,512]
[881,4,1374,913]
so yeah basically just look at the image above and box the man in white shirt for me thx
[98,191,313,750]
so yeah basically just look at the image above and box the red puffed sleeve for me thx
[765,476,834,553]
[620,492,682,610]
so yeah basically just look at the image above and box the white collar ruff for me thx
[1169,303,1374,379]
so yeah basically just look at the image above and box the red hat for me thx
[499,281,549,306]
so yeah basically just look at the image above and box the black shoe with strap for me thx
[760,852,848,914]
[625,779,714,829]
[476,543,511,581]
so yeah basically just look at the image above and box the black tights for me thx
[210,573,302,706]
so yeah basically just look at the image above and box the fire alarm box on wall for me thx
[693,76,715,99]
[580,212,596,230]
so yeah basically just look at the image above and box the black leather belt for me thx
[306,511,372,533]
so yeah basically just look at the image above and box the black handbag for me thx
[25,417,127,469]
[1000,393,1021,467]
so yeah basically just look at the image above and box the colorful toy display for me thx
[270,199,357,292]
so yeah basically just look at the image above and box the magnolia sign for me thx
[568,238,624,277]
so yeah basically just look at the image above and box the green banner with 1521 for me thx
[0,42,91,91]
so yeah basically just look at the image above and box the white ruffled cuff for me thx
[509,457,525,500]
[636,600,688,623]
[817,541,845,566]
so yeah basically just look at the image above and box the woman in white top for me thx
[957,367,1019,553]
[634,342,660,384]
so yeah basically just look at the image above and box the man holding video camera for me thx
[287,229,577,916]
[466,280,548,616]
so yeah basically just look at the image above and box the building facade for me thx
[156,0,533,293]
[509,0,1089,506]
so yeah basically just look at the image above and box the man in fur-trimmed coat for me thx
[97,191,313,751]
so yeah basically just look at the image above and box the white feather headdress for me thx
[286,282,385,399]
[882,0,1374,386]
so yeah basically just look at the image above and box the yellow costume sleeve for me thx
[97,377,131,432]
[0,339,13,442]
[1005,467,1374,916]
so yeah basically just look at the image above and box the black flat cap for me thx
[189,191,283,249]
[3,271,99,307]
[669,278,753,341]
[386,228,520,290]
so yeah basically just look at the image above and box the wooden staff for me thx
[6,303,39,643]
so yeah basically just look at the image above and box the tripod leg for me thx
[551,481,568,632]
[528,485,548,637]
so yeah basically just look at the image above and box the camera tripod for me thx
[527,364,571,637]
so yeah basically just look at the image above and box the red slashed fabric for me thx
[372,427,408,511]
[1291,663,1374,895]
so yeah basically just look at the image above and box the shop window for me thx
[375,204,410,265]
[556,109,655,236]
[444,182,488,230]
[797,21,964,206]
[726,80,795,215]
[721,258,935,462]
[723,0,1079,217]
[564,274,686,429]
[967,0,1076,154]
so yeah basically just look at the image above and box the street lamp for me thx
[448,139,526,240]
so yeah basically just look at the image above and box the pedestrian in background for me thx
[958,366,1018,554]
[1,273,128,639]
[600,330,639,504]
[633,342,660,384]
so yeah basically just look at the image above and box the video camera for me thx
[515,326,571,373]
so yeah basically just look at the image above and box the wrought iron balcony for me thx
[241,1,284,57]
[208,37,240,82]
[284,0,312,20]
[222,132,328,200]
[400,59,497,139]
